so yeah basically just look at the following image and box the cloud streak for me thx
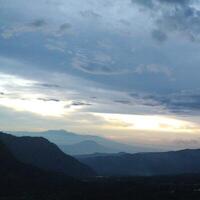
[135,64,172,78]
[1,19,71,39]
[135,90,200,115]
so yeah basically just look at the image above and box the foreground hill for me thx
[77,149,200,176]
[0,138,78,197]
[0,132,95,178]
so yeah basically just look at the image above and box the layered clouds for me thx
[1,0,200,149]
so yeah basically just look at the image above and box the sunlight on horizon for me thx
[94,113,200,133]
[0,98,68,117]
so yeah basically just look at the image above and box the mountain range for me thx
[77,149,200,176]
[10,129,160,155]
[4,130,200,178]
[60,140,116,155]
[2,131,200,199]
[2,134,200,200]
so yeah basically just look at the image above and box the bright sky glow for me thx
[94,113,200,133]
[0,98,67,117]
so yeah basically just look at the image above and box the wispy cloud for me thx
[135,64,172,78]
[71,51,122,75]
[1,19,71,39]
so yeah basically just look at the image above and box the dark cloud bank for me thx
[132,0,200,42]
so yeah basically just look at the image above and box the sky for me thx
[1,0,200,149]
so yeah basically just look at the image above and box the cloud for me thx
[72,51,174,78]
[114,100,132,105]
[54,23,71,37]
[135,64,172,77]
[30,19,47,27]
[80,10,102,19]
[69,101,92,107]
[132,0,200,42]
[71,51,122,75]
[45,39,67,53]
[37,98,60,102]
[36,83,61,88]
[119,19,131,26]
[132,0,190,8]
[1,19,71,39]
[151,29,168,42]
[1,19,47,39]
[137,90,200,115]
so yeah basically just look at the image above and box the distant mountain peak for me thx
[60,140,116,155]
[77,140,99,145]
[41,130,78,138]
[44,129,75,135]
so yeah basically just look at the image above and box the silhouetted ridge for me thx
[0,132,96,178]
[2,131,200,199]
[78,149,200,176]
